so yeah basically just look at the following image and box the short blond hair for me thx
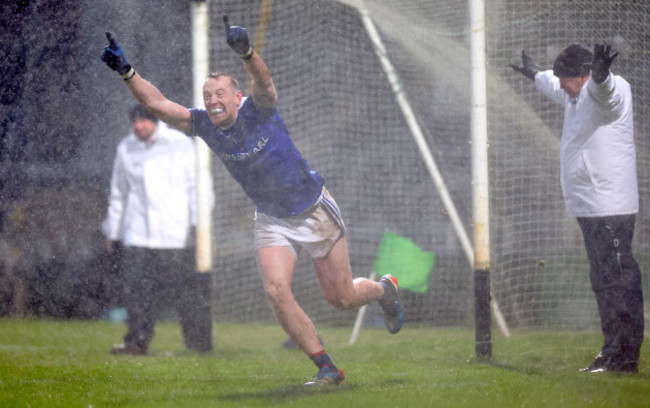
[208,71,240,90]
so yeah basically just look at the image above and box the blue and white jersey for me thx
[189,97,324,218]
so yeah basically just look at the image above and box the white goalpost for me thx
[469,0,494,357]
[191,0,213,274]
[199,0,649,339]
[346,0,509,348]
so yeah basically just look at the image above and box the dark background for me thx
[0,0,194,317]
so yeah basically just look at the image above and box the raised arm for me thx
[223,15,277,108]
[509,50,541,81]
[588,43,618,84]
[587,43,624,110]
[101,32,192,133]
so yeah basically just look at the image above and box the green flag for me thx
[373,232,434,293]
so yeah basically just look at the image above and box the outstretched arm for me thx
[100,32,192,133]
[509,50,541,81]
[124,74,192,133]
[223,15,277,108]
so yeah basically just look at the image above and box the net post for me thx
[470,0,493,358]
[192,0,213,273]
[474,268,492,358]
[191,0,213,347]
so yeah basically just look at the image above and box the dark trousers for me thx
[577,215,644,365]
[122,246,212,352]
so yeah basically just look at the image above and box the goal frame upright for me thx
[470,0,492,359]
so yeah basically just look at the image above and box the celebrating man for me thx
[101,16,405,386]
[510,43,644,373]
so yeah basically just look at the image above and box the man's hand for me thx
[509,51,541,81]
[100,32,134,78]
[224,14,253,59]
[589,43,618,84]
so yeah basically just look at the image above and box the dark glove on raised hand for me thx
[590,43,618,84]
[509,51,541,81]
[100,32,134,78]
[223,14,253,59]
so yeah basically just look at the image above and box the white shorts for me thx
[254,188,346,259]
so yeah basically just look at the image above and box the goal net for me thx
[205,0,650,330]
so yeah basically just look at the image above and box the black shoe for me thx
[580,352,638,373]
[579,352,609,372]
[588,362,638,373]
[304,366,346,387]
[111,342,147,355]
[378,274,405,334]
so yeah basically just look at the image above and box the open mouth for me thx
[210,108,224,114]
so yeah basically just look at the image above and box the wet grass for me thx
[0,318,649,407]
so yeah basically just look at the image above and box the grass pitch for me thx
[0,318,649,407]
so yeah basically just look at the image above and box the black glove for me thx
[100,32,134,79]
[223,14,253,59]
[509,51,541,81]
[589,43,618,84]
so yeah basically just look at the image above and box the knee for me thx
[263,280,292,305]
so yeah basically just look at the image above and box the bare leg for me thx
[256,246,323,356]
[313,237,385,310]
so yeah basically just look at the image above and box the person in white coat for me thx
[102,105,214,355]
[511,43,643,373]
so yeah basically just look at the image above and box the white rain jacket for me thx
[102,122,212,248]
[535,70,638,218]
